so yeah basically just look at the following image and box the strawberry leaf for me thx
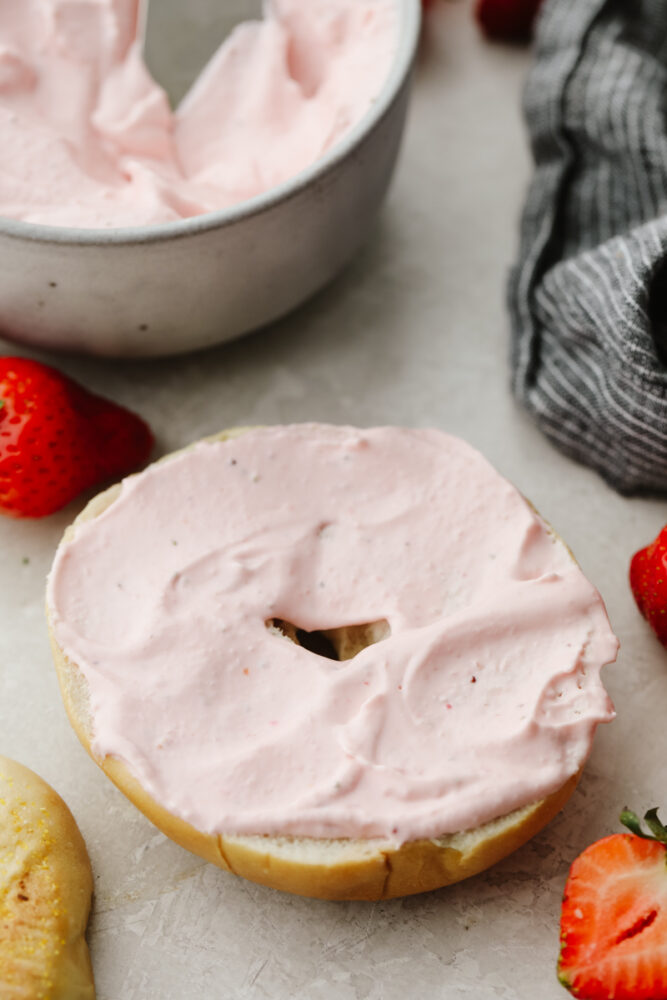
[620,808,646,837]
[620,807,667,843]
[644,808,667,843]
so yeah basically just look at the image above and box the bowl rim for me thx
[0,0,421,247]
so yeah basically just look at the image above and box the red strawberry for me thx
[0,357,153,518]
[558,808,667,1000]
[630,526,667,645]
[475,0,543,42]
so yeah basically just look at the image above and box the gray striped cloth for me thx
[509,0,667,495]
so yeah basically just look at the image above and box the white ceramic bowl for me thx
[0,1,421,358]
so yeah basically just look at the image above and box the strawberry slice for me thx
[558,808,667,1000]
[0,357,153,518]
[630,526,667,646]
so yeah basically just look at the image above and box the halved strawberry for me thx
[0,357,154,518]
[558,808,667,1000]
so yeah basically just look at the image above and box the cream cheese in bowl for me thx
[0,0,419,357]
[0,0,397,228]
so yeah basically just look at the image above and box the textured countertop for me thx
[2,2,666,998]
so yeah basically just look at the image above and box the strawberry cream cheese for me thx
[47,426,618,844]
[0,0,396,228]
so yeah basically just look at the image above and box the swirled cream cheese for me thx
[47,425,618,843]
[0,0,396,228]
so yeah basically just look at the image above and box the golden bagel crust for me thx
[0,756,95,999]
[48,428,581,901]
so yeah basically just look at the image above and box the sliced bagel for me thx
[48,632,582,900]
[0,756,95,998]
[47,428,603,900]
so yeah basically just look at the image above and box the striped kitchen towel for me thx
[509,0,667,495]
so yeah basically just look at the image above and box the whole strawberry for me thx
[558,808,667,1000]
[475,0,543,42]
[0,357,153,518]
[630,526,667,645]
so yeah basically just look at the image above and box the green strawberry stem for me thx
[620,807,667,843]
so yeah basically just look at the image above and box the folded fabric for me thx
[509,0,667,495]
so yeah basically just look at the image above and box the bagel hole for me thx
[266,618,390,661]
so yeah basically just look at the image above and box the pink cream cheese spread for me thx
[47,425,618,843]
[0,0,396,228]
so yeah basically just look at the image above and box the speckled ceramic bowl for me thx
[0,0,420,358]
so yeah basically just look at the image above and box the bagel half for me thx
[48,429,584,901]
[0,756,95,998]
